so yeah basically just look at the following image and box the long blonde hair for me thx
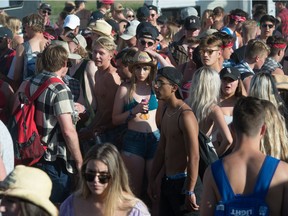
[78,143,144,216]
[260,100,288,162]
[187,66,221,124]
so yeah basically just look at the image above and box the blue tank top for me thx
[124,90,158,111]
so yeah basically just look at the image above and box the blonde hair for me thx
[6,17,22,35]
[245,39,270,60]
[201,9,213,29]
[25,14,45,33]
[92,36,116,55]
[187,66,221,124]
[78,143,145,216]
[249,72,283,110]
[260,100,288,162]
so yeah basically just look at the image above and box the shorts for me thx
[122,129,160,159]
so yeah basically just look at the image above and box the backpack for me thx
[178,109,218,180]
[9,77,63,166]
[168,37,189,66]
[211,156,280,216]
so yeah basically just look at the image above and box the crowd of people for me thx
[1,0,288,215]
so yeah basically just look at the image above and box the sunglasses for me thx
[150,14,156,18]
[42,10,51,15]
[261,24,274,29]
[140,40,154,47]
[83,172,111,184]
[127,15,135,18]
[199,49,219,55]
[153,80,172,88]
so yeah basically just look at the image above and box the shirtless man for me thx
[149,66,201,216]
[200,97,288,216]
[78,36,121,152]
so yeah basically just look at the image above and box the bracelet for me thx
[183,190,195,196]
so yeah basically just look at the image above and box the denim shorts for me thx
[122,129,160,159]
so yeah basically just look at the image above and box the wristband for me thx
[183,190,195,196]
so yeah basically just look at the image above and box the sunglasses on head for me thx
[83,172,111,184]
[42,10,51,15]
[261,24,274,28]
[140,40,154,47]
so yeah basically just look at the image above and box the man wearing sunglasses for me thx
[38,3,52,27]
[258,15,276,42]
[148,5,159,27]
[136,21,159,51]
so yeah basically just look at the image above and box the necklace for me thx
[166,103,185,117]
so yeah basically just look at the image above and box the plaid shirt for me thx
[261,57,282,74]
[29,71,76,173]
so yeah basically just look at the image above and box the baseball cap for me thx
[157,15,168,25]
[51,40,82,60]
[137,6,150,20]
[180,7,198,21]
[0,27,13,38]
[39,3,51,12]
[63,14,80,30]
[113,3,124,12]
[184,15,201,30]
[148,5,158,12]
[120,20,140,40]
[136,22,159,41]
[220,67,241,80]
[157,67,184,99]
[106,19,119,33]
[101,0,114,4]
[90,11,104,21]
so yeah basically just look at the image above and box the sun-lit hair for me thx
[6,16,22,35]
[187,66,221,125]
[77,143,145,216]
[249,72,283,111]
[245,39,270,60]
[41,45,68,72]
[260,100,288,162]
[201,9,213,29]
[92,36,116,55]
[199,34,223,49]
[25,13,45,33]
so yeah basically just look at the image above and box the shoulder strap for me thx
[253,156,280,198]
[177,109,193,131]
[73,59,89,80]
[211,159,235,201]
[25,77,63,102]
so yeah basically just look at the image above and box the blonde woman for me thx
[261,100,288,162]
[249,72,286,115]
[60,143,150,216]
[6,16,24,49]
[112,51,160,197]
[200,9,214,34]
[186,66,233,157]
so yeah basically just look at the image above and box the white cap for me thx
[63,14,80,30]
[180,7,198,20]
[120,20,140,40]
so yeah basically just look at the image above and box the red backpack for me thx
[10,77,63,166]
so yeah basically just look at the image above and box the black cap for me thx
[137,6,150,20]
[106,19,119,33]
[148,5,158,12]
[220,67,241,80]
[90,11,104,22]
[39,3,51,11]
[157,67,183,98]
[0,27,13,38]
[157,15,168,25]
[184,15,201,30]
[136,22,159,40]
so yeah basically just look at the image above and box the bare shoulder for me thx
[275,161,288,180]
[86,60,97,72]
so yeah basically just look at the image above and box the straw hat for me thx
[128,51,157,72]
[273,74,288,90]
[88,20,113,39]
[0,165,58,216]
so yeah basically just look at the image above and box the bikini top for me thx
[124,90,158,112]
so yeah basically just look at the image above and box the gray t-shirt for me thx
[0,120,14,174]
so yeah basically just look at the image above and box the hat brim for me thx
[128,62,157,73]
[69,53,82,60]
[221,74,238,81]
[120,33,134,40]
[0,189,58,216]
